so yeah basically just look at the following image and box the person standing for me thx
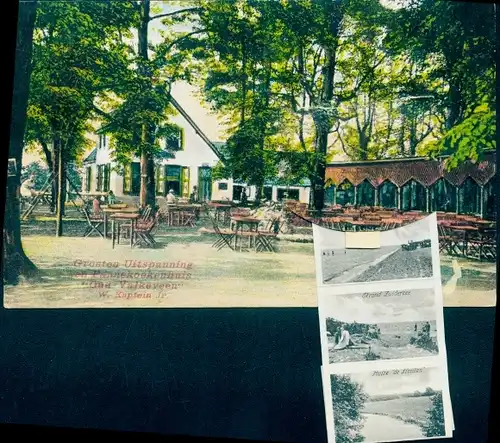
[189,186,199,203]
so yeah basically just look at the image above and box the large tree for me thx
[24,0,135,234]
[3,1,39,285]
[95,1,201,208]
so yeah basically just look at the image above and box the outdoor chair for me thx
[116,205,153,244]
[255,223,278,253]
[467,228,496,261]
[204,206,235,251]
[134,211,161,248]
[180,209,197,227]
[82,206,104,238]
[438,224,463,256]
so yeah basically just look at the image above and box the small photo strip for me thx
[318,287,441,365]
[322,361,453,443]
[313,214,439,287]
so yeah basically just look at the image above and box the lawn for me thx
[363,396,433,426]
[4,233,317,308]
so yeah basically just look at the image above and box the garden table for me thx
[102,206,139,238]
[231,216,261,251]
[110,213,140,249]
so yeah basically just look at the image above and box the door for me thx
[198,166,212,201]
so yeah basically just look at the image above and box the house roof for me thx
[82,148,97,164]
[90,97,227,164]
[325,152,496,187]
[169,96,226,163]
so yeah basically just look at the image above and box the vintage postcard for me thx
[322,361,454,443]
[3,1,496,308]
[318,288,440,365]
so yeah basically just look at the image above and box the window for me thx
[232,185,244,201]
[166,128,183,151]
[356,180,375,207]
[98,134,107,150]
[430,178,456,212]
[277,188,299,201]
[218,182,228,191]
[85,166,92,192]
[336,180,355,206]
[123,164,131,193]
[103,164,110,192]
[401,179,426,211]
[165,165,182,195]
[458,177,480,215]
[263,186,273,200]
[156,165,165,195]
[378,180,397,208]
[483,179,495,219]
[324,184,336,206]
[96,165,104,191]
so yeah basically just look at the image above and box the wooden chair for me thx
[467,228,496,261]
[205,207,235,251]
[82,206,104,238]
[134,212,161,248]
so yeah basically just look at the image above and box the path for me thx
[361,413,425,441]
[356,248,433,282]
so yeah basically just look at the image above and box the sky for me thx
[22,0,408,166]
[323,288,436,324]
[339,366,443,397]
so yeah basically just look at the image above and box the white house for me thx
[82,98,311,204]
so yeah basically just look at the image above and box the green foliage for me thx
[20,161,81,192]
[421,392,446,437]
[21,162,50,190]
[25,0,135,165]
[330,374,368,443]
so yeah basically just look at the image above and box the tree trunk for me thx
[139,145,148,208]
[137,0,156,208]
[50,139,59,213]
[313,46,336,211]
[3,0,39,285]
[445,81,463,131]
[56,143,64,236]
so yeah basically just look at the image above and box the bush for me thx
[421,392,446,437]
[331,374,368,443]
[364,348,380,361]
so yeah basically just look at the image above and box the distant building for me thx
[324,152,496,218]
[82,98,312,204]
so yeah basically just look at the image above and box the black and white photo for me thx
[326,319,438,364]
[329,366,448,443]
[320,239,433,285]
[320,288,439,363]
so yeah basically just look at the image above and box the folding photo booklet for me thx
[314,214,455,443]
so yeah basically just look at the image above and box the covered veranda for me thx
[322,153,496,220]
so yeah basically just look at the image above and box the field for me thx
[321,246,433,284]
[362,395,433,425]
[327,321,438,363]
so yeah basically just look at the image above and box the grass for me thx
[363,396,433,426]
